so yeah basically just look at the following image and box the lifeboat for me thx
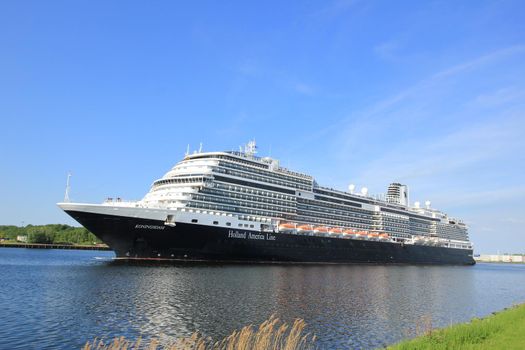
[368,232,380,240]
[278,223,296,233]
[355,231,368,239]
[379,233,389,241]
[343,229,356,237]
[297,224,313,234]
[329,227,343,235]
[313,226,329,234]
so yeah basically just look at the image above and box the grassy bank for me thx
[388,303,525,350]
[83,315,316,350]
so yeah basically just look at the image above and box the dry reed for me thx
[83,315,316,350]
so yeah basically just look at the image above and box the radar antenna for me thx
[64,172,72,203]
[244,140,257,157]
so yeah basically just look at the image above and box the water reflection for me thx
[1,249,525,350]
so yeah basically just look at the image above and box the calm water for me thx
[1,248,525,349]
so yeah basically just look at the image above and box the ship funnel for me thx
[348,184,355,194]
[386,183,409,206]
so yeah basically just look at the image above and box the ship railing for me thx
[102,198,141,207]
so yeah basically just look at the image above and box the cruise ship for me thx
[58,141,475,265]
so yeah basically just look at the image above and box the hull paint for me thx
[65,210,475,265]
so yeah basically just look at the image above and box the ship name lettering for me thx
[266,234,276,241]
[135,224,165,230]
[248,233,265,240]
[228,230,246,239]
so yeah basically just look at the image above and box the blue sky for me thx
[1,0,524,253]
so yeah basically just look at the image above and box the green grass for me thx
[388,303,525,350]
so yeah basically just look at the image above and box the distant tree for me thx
[0,224,101,245]
[28,231,51,244]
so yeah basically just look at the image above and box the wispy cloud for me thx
[432,45,525,80]
[430,185,525,207]
[290,45,525,152]
[346,112,524,186]
[468,87,525,108]
[374,40,400,61]
[294,82,316,95]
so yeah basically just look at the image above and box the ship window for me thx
[192,219,198,223]
[226,222,231,226]
[238,224,243,227]
[250,224,254,228]
[213,221,219,225]
[244,224,249,227]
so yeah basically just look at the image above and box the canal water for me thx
[1,248,525,349]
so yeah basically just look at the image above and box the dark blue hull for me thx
[65,210,475,265]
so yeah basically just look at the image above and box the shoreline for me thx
[388,303,525,349]
[0,242,111,251]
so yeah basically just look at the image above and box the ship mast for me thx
[64,172,72,203]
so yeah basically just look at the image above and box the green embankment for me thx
[388,303,525,350]
[0,224,101,245]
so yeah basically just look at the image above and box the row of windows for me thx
[186,201,293,220]
[315,188,377,205]
[218,160,312,186]
[213,182,295,200]
[153,176,207,188]
[297,203,373,220]
[214,175,296,195]
[299,198,371,215]
[203,187,294,206]
[214,167,311,191]
[189,154,268,170]
[296,207,373,225]
[191,193,296,213]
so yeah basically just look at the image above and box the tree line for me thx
[0,224,102,245]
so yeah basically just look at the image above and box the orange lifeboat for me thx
[329,227,343,235]
[343,229,356,236]
[297,224,313,233]
[278,223,296,233]
[355,231,368,239]
[379,233,389,241]
[368,232,380,240]
[313,226,329,234]
[379,232,389,241]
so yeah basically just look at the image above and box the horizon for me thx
[1,0,524,254]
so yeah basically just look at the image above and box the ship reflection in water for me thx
[1,249,525,350]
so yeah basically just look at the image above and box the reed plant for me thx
[83,315,316,350]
